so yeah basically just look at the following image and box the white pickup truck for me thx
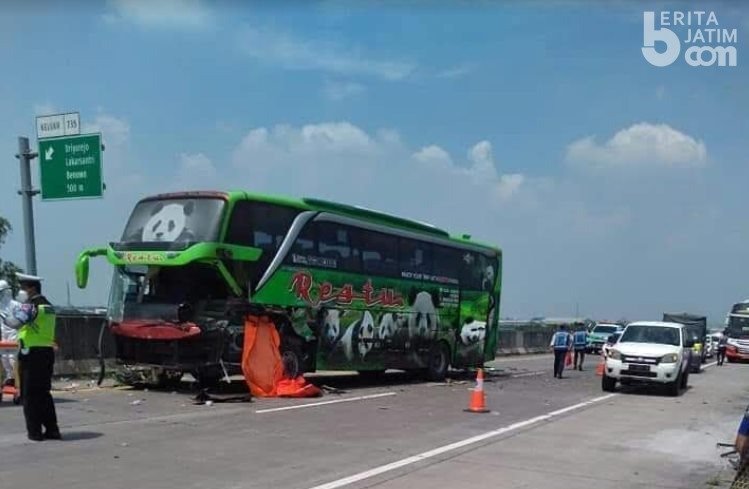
[602,321,694,396]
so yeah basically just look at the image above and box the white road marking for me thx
[305,393,617,489]
[510,371,546,379]
[492,354,551,363]
[702,361,718,370]
[255,392,396,414]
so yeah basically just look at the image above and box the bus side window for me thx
[358,229,398,277]
[399,238,432,275]
[459,252,496,292]
[225,201,300,251]
[284,223,317,265]
[316,222,360,272]
[432,245,460,284]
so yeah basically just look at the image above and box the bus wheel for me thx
[425,342,450,382]
[281,339,303,379]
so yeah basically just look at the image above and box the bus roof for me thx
[137,190,501,253]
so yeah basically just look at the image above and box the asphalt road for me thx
[0,354,745,489]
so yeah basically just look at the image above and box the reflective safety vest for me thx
[574,331,587,347]
[553,332,570,349]
[18,305,56,350]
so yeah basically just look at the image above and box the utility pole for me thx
[15,136,39,275]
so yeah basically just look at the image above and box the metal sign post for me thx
[15,137,39,275]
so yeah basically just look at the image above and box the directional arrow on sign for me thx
[45,146,54,161]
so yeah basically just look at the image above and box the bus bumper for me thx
[726,347,749,362]
[111,321,225,371]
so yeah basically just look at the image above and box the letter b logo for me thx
[642,12,681,67]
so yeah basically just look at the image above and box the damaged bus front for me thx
[76,192,262,385]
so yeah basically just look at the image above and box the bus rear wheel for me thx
[424,342,450,382]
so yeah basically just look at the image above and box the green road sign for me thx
[39,133,103,200]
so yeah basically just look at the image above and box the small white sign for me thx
[36,112,81,139]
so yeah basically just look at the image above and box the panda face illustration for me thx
[357,312,376,358]
[408,291,439,339]
[341,311,376,361]
[377,312,407,342]
[142,201,194,242]
[321,309,342,346]
[460,320,487,346]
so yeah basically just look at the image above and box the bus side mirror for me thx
[75,247,108,289]
[76,254,90,289]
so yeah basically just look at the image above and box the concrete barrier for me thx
[497,325,556,356]
[54,308,114,377]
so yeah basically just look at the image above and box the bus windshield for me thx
[108,263,231,323]
[727,315,749,339]
[118,198,225,250]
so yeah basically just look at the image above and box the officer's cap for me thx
[15,272,43,284]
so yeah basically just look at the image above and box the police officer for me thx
[549,324,572,379]
[3,273,60,441]
[717,330,728,366]
[572,323,588,371]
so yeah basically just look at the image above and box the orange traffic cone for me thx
[464,368,490,413]
[595,353,605,377]
[1,383,17,399]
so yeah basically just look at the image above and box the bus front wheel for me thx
[424,342,450,382]
[281,338,303,379]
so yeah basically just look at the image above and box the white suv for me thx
[602,321,693,396]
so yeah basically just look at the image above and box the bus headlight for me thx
[661,353,679,364]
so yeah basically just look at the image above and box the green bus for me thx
[76,191,502,385]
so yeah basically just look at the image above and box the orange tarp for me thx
[241,316,321,398]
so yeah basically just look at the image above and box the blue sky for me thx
[0,0,747,324]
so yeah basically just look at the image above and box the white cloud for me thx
[170,152,217,190]
[566,122,707,169]
[436,64,474,79]
[179,152,215,178]
[105,0,213,29]
[413,145,453,167]
[236,26,415,81]
[323,80,366,101]
[83,114,131,147]
[33,103,58,116]
[228,122,525,228]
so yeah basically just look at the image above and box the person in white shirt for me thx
[0,280,17,387]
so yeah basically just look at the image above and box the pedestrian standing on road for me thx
[550,324,572,379]
[0,280,18,389]
[2,273,60,441]
[572,323,587,371]
[717,330,728,366]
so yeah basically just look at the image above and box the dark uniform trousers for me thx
[19,347,59,437]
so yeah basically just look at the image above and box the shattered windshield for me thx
[108,264,230,323]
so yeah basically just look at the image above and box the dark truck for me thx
[663,313,707,374]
